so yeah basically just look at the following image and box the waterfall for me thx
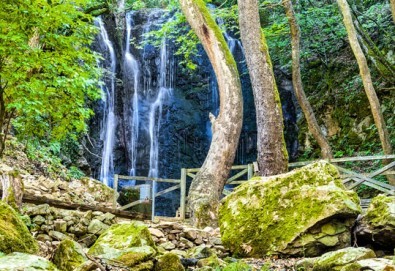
[124,12,140,178]
[148,39,173,179]
[96,17,117,187]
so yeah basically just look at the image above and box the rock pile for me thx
[148,221,227,258]
[22,203,117,256]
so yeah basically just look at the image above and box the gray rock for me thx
[87,219,109,235]
[32,215,46,225]
[0,252,59,270]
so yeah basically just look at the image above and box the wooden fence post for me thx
[180,168,187,220]
[113,174,119,209]
[247,164,253,180]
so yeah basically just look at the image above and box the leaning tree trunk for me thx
[337,0,394,185]
[179,0,243,227]
[238,0,288,176]
[282,0,333,159]
[0,164,23,210]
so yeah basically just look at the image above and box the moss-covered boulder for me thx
[219,161,361,257]
[295,247,376,270]
[88,221,156,268]
[0,252,59,270]
[356,195,395,251]
[0,201,38,254]
[154,253,185,271]
[52,239,88,271]
[295,247,395,271]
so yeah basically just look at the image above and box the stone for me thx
[0,201,38,254]
[0,252,59,270]
[161,241,176,250]
[23,204,51,216]
[88,219,109,235]
[52,239,88,271]
[154,253,185,271]
[32,215,46,225]
[186,245,215,259]
[219,161,361,257]
[36,234,52,242]
[351,258,395,271]
[88,221,157,268]
[296,247,376,271]
[149,228,165,238]
[356,195,395,251]
[49,230,69,241]
[79,234,97,247]
[197,255,225,268]
[184,228,198,240]
[54,220,68,232]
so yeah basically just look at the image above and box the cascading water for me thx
[148,39,174,179]
[96,17,117,187]
[124,12,140,179]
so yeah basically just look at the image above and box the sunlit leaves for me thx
[0,0,101,148]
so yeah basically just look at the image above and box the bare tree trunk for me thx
[337,0,394,185]
[0,164,23,210]
[179,0,243,227]
[390,0,395,23]
[238,0,288,176]
[282,0,333,159]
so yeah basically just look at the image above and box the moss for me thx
[88,222,156,268]
[52,239,87,271]
[197,255,224,268]
[219,161,361,257]
[364,195,395,227]
[130,260,154,271]
[0,201,38,254]
[154,253,185,271]
[192,0,238,72]
[312,247,376,271]
[222,261,252,271]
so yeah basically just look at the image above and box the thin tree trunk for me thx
[337,0,394,185]
[179,0,243,227]
[282,0,333,159]
[390,0,395,23]
[238,0,288,176]
[0,164,23,210]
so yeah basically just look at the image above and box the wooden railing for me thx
[113,174,186,220]
[114,155,395,220]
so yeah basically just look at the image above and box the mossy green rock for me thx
[88,221,156,267]
[219,161,361,257]
[0,252,59,270]
[356,195,395,250]
[0,201,38,254]
[154,253,185,271]
[348,258,395,271]
[52,239,87,271]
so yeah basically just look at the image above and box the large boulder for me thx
[355,195,395,251]
[52,239,88,271]
[88,221,157,269]
[0,252,59,270]
[0,201,38,254]
[219,161,361,257]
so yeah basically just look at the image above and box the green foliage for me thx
[0,0,101,155]
[67,166,85,179]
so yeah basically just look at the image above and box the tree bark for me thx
[0,164,23,210]
[282,0,333,159]
[238,0,288,176]
[337,0,394,185]
[179,0,243,227]
[390,0,395,23]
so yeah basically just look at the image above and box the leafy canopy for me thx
[0,0,101,150]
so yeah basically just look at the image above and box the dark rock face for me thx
[86,9,299,216]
